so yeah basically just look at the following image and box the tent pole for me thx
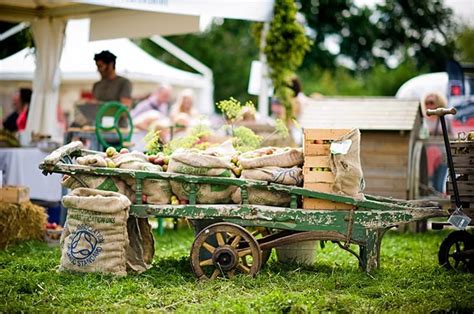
[258,22,270,117]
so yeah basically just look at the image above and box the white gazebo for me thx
[0,19,211,126]
[0,0,274,139]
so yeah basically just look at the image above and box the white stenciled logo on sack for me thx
[67,224,104,267]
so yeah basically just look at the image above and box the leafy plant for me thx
[217,97,262,152]
[254,0,311,122]
[162,124,212,155]
[144,130,164,155]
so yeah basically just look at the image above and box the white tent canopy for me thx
[0,19,208,88]
[0,19,212,118]
[0,0,274,138]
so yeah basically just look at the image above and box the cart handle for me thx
[426,107,457,117]
[43,141,84,166]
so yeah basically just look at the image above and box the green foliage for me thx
[0,22,34,59]
[257,0,311,121]
[144,130,163,155]
[274,119,289,138]
[299,0,457,71]
[232,126,262,152]
[216,97,247,121]
[300,60,424,96]
[0,230,473,312]
[162,124,212,155]
[139,19,260,105]
[216,97,262,152]
[457,27,474,62]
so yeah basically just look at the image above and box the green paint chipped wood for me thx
[39,145,450,273]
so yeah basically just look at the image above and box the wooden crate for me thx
[0,186,30,203]
[304,129,351,156]
[304,182,333,193]
[446,140,474,224]
[302,197,353,210]
[303,168,334,183]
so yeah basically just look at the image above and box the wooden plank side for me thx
[303,168,335,183]
[304,142,330,156]
[304,156,331,168]
[446,181,474,194]
[304,129,351,141]
[302,197,354,210]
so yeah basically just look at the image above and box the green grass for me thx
[0,228,473,312]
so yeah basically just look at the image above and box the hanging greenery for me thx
[254,0,311,122]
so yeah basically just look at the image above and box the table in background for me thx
[0,147,62,202]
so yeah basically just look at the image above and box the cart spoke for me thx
[237,263,250,274]
[238,249,252,257]
[199,258,214,267]
[210,269,220,280]
[455,242,461,253]
[227,270,235,279]
[216,232,225,246]
[202,241,216,254]
[230,235,241,248]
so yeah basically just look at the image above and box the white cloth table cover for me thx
[0,148,62,202]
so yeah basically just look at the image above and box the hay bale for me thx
[0,201,47,249]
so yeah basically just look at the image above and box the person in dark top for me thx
[2,88,32,132]
[92,50,132,107]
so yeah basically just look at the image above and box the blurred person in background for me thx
[131,84,173,118]
[3,88,32,133]
[92,50,132,107]
[169,89,198,124]
[421,92,452,193]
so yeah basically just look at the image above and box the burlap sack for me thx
[60,188,131,276]
[231,167,300,206]
[77,154,107,167]
[239,147,304,169]
[115,155,172,205]
[112,152,149,170]
[126,217,155,273]
[329,129,365,200]
[171,151,234,169]
[240,167,303,185]
[62,174,135,202]
[232,188,291,206]
[168,159,236,204]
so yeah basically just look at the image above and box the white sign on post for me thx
[248,60,273,96]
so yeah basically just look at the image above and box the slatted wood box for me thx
[303,129,353,210]
[446,140,474,222]
[0,186,30,204]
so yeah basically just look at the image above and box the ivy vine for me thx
[254,0,311,122]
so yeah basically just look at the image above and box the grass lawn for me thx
[0,227,473,312]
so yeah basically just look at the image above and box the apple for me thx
[162,164,168,172]
[232,166,242,177]
[154,158,165,166]
[179,199,189,205]
[163,156,170,165]
[170,195,179,205]
[120,148,129,154]
[147,155,156,163]
[142,194,148,204]
[106,146,117,157]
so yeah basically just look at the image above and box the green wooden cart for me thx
[40,142,449,280]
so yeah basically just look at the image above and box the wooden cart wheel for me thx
[190,222,262,280]
[247,227,272,266]
[438,230,474,273]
